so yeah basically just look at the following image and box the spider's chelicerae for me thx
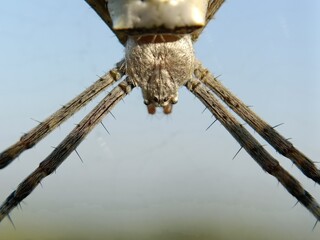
[0,0,319,230]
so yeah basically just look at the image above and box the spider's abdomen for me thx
[108,0,209,35]
[125,34,195,114]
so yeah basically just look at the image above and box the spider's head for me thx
[125,33,194,116]
[125,34,194,115]
[143,92,178,115]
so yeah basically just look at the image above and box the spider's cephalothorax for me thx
[125,34,194,114]
[109,0,207,114]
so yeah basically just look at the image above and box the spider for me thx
[0,0,319,230]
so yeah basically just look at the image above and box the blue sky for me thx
[0,1,319,239]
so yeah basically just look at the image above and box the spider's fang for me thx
[163,104,172,115]
[147,104,156,115]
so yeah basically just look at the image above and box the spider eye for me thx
[153,96,159,103]
[171,96,178,104]
[144,99,149,105]
[163,97,169,103]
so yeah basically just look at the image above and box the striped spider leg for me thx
[0,60,126,169]
[0,77,135,222]
[186,71,320,222]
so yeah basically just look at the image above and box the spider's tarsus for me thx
[75,149,84,163]
[100,122,110,135]
[205,119,217,131]
[232,146,243,160]
[272,123,284,129]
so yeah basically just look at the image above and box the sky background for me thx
[0,0,319,239]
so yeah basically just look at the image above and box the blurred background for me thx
[0,1,319,239]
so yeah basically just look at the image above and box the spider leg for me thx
[195,62,320,184]
[185,78,320,221]
[191,0,226,41]
[0,78,135,223]
[0,60,125,169]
